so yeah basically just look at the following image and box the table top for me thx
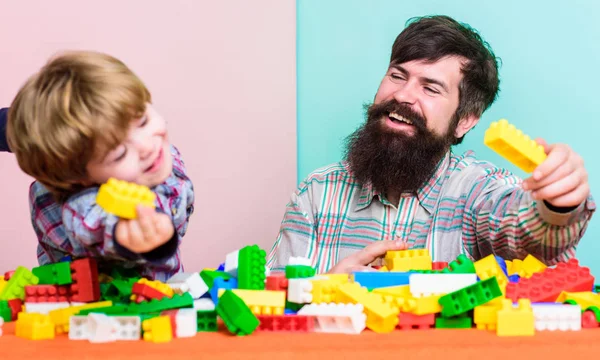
[1,321,599,360]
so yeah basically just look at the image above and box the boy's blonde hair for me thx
[7,50,151,202]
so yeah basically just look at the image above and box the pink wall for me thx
[0,1,296,271]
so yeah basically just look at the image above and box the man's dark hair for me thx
[391,15,500,144]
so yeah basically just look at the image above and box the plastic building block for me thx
[131,293,193,314]
[505,259,594,303]
[287,278,313,304]
[484,118,547,173]
[7,298,23,320]
[70,314,141,342]
[0,317,3,336]
[352,272,412,289]
[0,266,40,300]
[336,282,399,333]
[197,310,218,332]
[224,249,240,277]
[4,271,14,280]
[24,302,70,315]
[137,278,173,297]
[216,290,260,336]
[439,277,502,317]
[210,277,237,305]
[372,285,412,298]
[496,299,535,336]
[285,300,304,312]
[408,274,478,297]
[193,298,216,311]
[556,291,600,309]
[519,255,547,278]
[0,301,11,322]
[444,254,476,274]
[474,303,502,331]
[131,283,169,303]
[297,303,366,334]
[101,278,137,302]
[508,274,520,283]
[384,249,432,271]
[32,262,72,286]
[257,315,315,332]
[70,258,101,303]
[495,256,508,276]
[15,312,55,340]
[288,256,312,266]
[285,265,316,279]
[397,312,435,330]
[311,277,348,304]
[167,272,208,299]
[582,309,599,328]
[0,276,6,295]
[200,270,233,289]
[432,262,448,270]
[96,177,156,219]
[142,315,173,343]
[531,303,581,331]
[378,292,442,315]
[48,300,112,333]
[223,289,286,315]
[435,314,472,329]
[238,245,267,290]
[266,275,289,291]
[474,254,508,292]
[171,308,197,337]
[25,285,70,303]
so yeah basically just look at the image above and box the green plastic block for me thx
[595,285,600,293]
[100,279,137,302]
[435,315,472,329]
[0,266,39,300]
[197,310,218,332]
[216,290,259,336]
[444,254,476,274]
[130,293,193,313]
[285,265,316,279]
[0,301,11,322]
[285,301,304,312]
[238,245,267,290]
[32,262,72,285]
[110,267,141,281]
[200,270,233,289]
[585,305,600,320]
[439,277,502,318]
[78,304,135,316]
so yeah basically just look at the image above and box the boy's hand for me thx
[115,205,175,253]
[327,240,408,274]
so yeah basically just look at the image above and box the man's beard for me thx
[344,99,458,200]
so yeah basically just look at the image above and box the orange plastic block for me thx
[496,299,534,337]
[96,177,156,219]
[484,119,547,173]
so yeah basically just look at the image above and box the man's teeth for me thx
[389,112,413,124]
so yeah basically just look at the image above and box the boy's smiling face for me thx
[86,103,172,188]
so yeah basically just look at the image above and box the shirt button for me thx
[172,208,177,215]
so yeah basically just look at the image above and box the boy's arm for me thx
[0,107,10,152]
[463,168,596,265]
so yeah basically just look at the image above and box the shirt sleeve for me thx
[463,167,596,265]
[266,181,318,272]
[0,107,9,152]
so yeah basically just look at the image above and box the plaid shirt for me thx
[30,145,195,281]
[267,150,596,273]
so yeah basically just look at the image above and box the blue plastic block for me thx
[210,277,238,305]
[352,271,412,289]
[217,263,225,272]
[495,256,508,276]
[284,309,297,315]
[59,255,73,262]
[508,274,520,283]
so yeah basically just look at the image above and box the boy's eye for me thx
[114,148,127,162]
[139,115,149,127]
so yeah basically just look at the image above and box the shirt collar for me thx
[355,151,450,214]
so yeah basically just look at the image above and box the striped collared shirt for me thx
[267,150,596,273]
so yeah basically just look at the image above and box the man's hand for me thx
[115,205,175,253]
[327,240,408,274]
[522,139,589,208]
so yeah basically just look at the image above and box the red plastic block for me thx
[266,275,288,291]
[69,258,101,303]
[24,285,71,303]
[257,315,314,332]
[7,298,23,320]
[132,283,170,303]
[432,262,449,271]
[161,309,178,335]
[505,259,594,303]
[397,312,435,330]
[582,310,599,329]
[4,271,14,281]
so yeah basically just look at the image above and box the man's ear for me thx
[455,114,480,138]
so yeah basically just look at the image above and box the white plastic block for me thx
[287,278,313,303]
[69,316,92,340]
[532,303,581,331]
[175,308,198,338]
[297,303,366,334]
[111,316,141,341]
[167,272,209,299]
[0,317,4,336]
[225,250,240,277]
[69,315,141,342]
[194,298,216,311]
[288,256,312,266]
[88,313,117,343]
[409,274,478,297]
[24,302,70,314]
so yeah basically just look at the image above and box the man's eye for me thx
[390,73,404,80]
[425,87,440,94]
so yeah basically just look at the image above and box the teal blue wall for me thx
[297,0,600,275]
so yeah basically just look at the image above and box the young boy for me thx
[6,51,194,281]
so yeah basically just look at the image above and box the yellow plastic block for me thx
[378,266,389,272]
[372,285,412,298]
[484,119,547,173]
[497,299,534,337]
[310,278,347,304]
[0,276,5,294]
[509,259,523,276]
[131,278,174,302]
[336,282,399,333]
[384,249,432,271]
[142,316,173,343]
[474,303,502,331]
[474,255,508,294]
[219,289,285,315]
[15,313,55,340]
[49,301,112,333]
[380,293,442,315]
[96,177,156,219]
[519,255,547,278]
[556,291,600,309]
[321,274,350,283]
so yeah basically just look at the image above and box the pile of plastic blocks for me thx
[0,245,599,342]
